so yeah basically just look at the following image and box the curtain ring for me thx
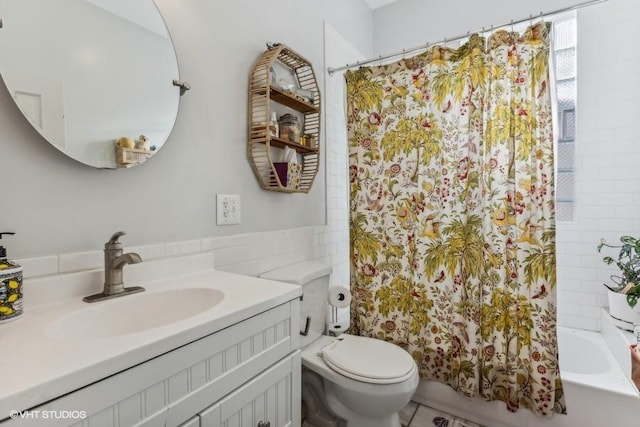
[510,19,514,33]
[529,14,533,26]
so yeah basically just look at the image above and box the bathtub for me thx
[413,326,639,427]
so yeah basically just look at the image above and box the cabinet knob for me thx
[257,422,271,427]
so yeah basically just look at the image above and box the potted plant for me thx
[597,235,640,329]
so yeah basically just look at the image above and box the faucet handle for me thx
[106,231,127,248]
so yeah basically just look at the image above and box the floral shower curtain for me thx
[346,22,565,416]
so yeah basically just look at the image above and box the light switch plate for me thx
[216,194,241,225]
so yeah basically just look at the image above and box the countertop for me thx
[0,268,301,419]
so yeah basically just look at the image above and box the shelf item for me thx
[115,146,153,168]
[279,113,301,143]
[248,43,321,193]
[274,162,301,190]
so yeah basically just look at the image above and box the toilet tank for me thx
[259,261,332,347]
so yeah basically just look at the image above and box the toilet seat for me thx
[320,335,417,384]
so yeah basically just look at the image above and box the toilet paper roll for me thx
[328,322,347,337]
[328,286,351,308]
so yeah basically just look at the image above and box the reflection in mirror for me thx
[0,0,181,169]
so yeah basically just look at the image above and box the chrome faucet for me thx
[83,231,145,303]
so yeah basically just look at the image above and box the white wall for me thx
[372,0,640,332]
[373,0,594,54]
[323,22,366,324]
[0,0,373,259]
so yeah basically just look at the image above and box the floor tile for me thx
[409,405,454,426]
[400,400,419,426]
[408,405,483,427]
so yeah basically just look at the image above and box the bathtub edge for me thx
[601,308,634,382]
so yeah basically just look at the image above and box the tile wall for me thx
[555,1,640,331]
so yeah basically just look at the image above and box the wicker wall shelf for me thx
[248,43,321,193]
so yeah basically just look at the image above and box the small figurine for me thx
[115,136,135,149]
[135,134,150,150]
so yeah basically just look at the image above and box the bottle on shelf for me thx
[269,112,279,138]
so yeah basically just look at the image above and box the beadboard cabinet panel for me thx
[199,351,301,427]
[179,417,200,427]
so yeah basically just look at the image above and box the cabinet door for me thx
[200,351,301,427]
[179,417,200,427]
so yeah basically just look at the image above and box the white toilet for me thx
[259,261,419,427]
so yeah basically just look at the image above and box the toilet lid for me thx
[320,335,416,384]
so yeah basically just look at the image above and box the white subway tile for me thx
[558,267,598,281]
[596,218,634,232]
[164,239,202,257]
[557,301,583,316]
[128,244,165,261]
[581,305,603,319]
[214,246,252,267]
[59,250,102,273]
[16,255,59,278]
[561,315,599,331]
[613,205,640,219]
[555,229,584,244]
[580,255,605,268]
[561,290,599,306]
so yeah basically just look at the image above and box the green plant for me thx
[597,235,640,308]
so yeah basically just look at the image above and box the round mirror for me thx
[0,0,181,169]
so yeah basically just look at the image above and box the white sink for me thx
[46,288,224,340]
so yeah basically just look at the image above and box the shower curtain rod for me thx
[327,0,607,76]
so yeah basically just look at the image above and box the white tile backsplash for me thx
[17,226,335,279]
[59,250,102,273]
[129,244,166,261]
[164,239,202,257]
[17,255,58,279]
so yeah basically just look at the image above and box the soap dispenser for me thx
[0,232,23,323]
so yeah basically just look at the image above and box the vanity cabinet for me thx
[248,43,321,193]
[6,300,300,427]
